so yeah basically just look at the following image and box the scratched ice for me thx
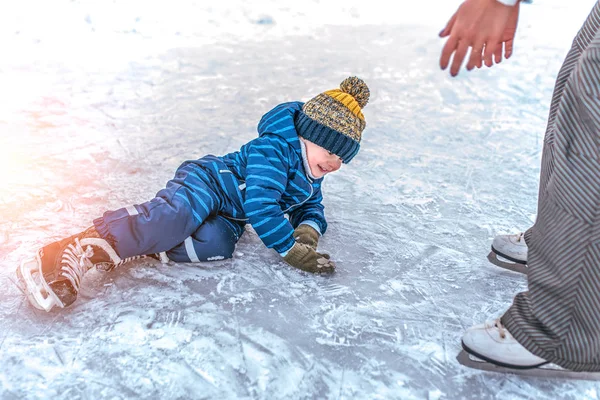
[1,0,599,399]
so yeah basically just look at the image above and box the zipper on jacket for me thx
[283,180,314,213]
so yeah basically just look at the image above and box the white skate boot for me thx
[488,232,528,274]
[457,319,600,380]
[16,226,153,311]
[461,319,546,369]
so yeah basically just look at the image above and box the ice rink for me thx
[1,0,599,398]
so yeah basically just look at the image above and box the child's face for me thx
[301,138,343,178]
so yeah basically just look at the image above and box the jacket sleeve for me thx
[288,185,328,235]
[243,135,296,254]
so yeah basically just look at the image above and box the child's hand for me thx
[283,243,335,274]
[293,224,320,250]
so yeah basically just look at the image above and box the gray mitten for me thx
[293,224,320,250]
[283,243,335,274]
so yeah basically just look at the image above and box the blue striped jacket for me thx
[219,101,328,254]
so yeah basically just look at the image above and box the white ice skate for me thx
[487,232,528,274]
[16,227,162,312]
[457,319,600,380]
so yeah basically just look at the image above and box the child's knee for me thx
[164,216,239,262]
[200,224,236,259]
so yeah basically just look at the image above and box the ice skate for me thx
[488,232,528,274]
[16,226,153,311]
[457,319,600,380]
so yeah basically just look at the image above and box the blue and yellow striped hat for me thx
[294,76,370,163]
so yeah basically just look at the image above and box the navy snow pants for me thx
[94,158,246,262]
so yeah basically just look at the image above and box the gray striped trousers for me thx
[502,1,600,371]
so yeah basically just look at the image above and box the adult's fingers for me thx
[505,38,514,59]
[440,34,460,70]
[494,42,503,64]
[450,40,470,77]
[483,39,499,67]
[439,12,458,38]
[475,44,485,69]
[466,40,485,71]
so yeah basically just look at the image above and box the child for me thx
[17,77,371,312]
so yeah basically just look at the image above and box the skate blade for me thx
[487,252,528,275]
[457,350,600,381]
[17,257,62,312]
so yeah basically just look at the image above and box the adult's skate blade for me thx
[487,252,528,275]
[457,350,600,381]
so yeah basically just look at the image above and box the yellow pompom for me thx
[339,76,370,108]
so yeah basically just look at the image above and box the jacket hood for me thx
[256,101,304,146]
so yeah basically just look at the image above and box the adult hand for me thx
[439,0,520,76]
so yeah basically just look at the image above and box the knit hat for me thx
[294,76,370,163]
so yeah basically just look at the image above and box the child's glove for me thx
[283,243,335,274]
[293,224,320,250]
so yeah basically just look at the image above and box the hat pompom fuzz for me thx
[339,76,370,108]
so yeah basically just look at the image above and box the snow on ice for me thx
[0,0,599,399]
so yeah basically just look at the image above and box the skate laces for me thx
[59,238,95,292]
[494,318,507,339]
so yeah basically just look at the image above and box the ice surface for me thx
[1,0,600,399]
